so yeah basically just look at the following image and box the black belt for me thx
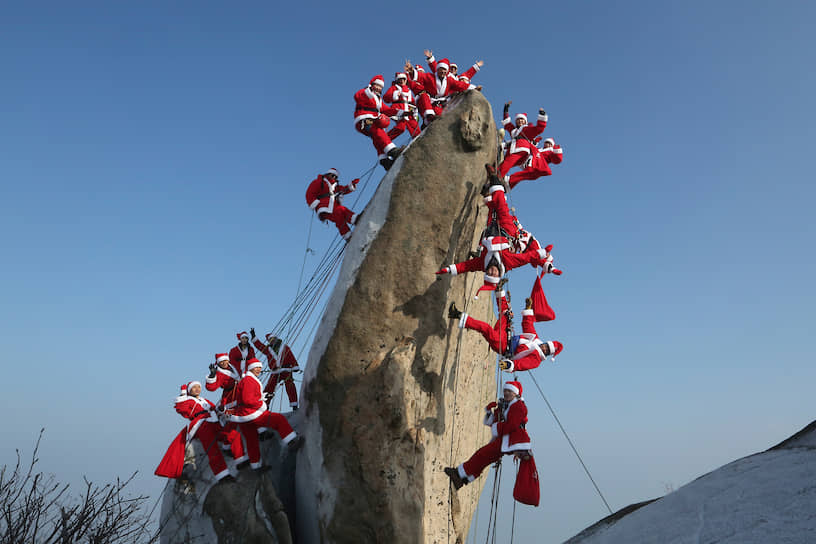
[192,410,211,419]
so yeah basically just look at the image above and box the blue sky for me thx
[2,1,815,542]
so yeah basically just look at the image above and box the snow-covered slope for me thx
[566,421,816,544]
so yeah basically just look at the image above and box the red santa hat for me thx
[370,75,384,87]
[515,113,528,123]
[395,72,407,81]
[449,62,458,70]
[545,341,564,361]
[246,358,263,371]
[504,381,523,397]
[543,138,555,147]
[474,273,501,299]
[187,380,201,392]
[180,383,188,395]
[415,64,426,72]
[325,168,339,177]
[436,58,450,70]
[459,76,470,83]
[236,331,249,341]
[215,353,229,364]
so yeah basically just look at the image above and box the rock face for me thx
[295,90,500,544]
[160,90,501,544]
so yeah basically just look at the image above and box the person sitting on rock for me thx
[305,168,360,241]
[229,359,303,470]
[506,137,564,189]
[498,102,549,182]
[383,72,421,140]
[449,286,561,373]
[229,331,256,375]
[354,75,405,170]
[411,50,475,125]
[444,381,531,489]
[155,381,244,482]
[252,330,301,411]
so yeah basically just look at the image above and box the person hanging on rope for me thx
[228,358,304,470]
[410,51,477,125]
[228,331,256,375]
[354,75,406,170]
[481,165,548,255]
[252,330,301,411]
[155,382,244,482]
[305,168,361,241]
[448,278,562,372]
[506,137,564,189]
[444,380,531,489]
[497,102,549,182]
[383,72,421,141]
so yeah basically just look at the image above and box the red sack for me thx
[154,429,187,478]
[530,274,555,322]
[513,455,540,506]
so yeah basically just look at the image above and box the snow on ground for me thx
[567,422,816,543]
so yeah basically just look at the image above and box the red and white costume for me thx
[253,335,300,409]
[383,73,421,140]
[457,381,531,482]
[429,58,481,86]
[456,288,512,355]
[507,140,563,189]
[354,75,402,161]
[230,361,298,469]
[414,57,470,122]
[155,383,245,481]
[503,309,563,372]
[483,185,521,241]
[305,169,359,240]
[206,353,240,410]
[229,332,255,375]
[498,111,548,179]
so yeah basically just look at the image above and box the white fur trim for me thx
[503,382,520,395]
[214,468,230,481]
[282,432,297,444]
[522,309,534,317]
[216,354,229,363]
[458,464,474,482]
[458,313,468,329]
[250,461,262,470]
[503,436,532,453]
[483,273,500,284]
[538,112,548,122]
[437,61,449,70]
[488,184,505,194]
[471,63,480,72]
[205,375,217,384]
[427,55,435,64]
[233,454,248,464]
[491,422,499,438]
[546,341,555,357]
[501,359,515,373]
[448,265,458,276]
[247,361,263,371]
[383,142,396,153]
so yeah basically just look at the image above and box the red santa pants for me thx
[318,206,356,237]
[387,116,421,139]
[355,116,396,158]
[464,315,507,354]
[461,438,505,480]
[218,425,247,463]
[508,165,551,189]
[498,151,529,179]
[195,422,231,480]
[416,94,444,120]
[238,412,297,468]
[264,371,299,408]
[485,190,519,239]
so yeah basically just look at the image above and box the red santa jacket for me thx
[427,56,481,85]
[509,309,556,371]
[528,144,564,175]
[353,86,401,125]
[229,344,255,375]
[205,365,240,409]
[305,175,356,217]
[174,395,219,441]
[383,83,417,115]
[503,111,548,156]
[229,372,267,423]
[439,236,549,278]
[415,66,470,100]
[484,397,531,453]
[253,338,300,373]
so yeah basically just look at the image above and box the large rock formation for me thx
[160,90,502,543]
[295,89,500,544]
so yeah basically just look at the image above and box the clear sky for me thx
[1,1,814,542]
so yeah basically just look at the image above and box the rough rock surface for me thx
[295,90,501,544]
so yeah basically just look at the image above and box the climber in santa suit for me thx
[205,352,246,454]
[251,329,301,410]
[411,51,474,124]
[427,56,484,85]
[480,165,546,255]
[155,382,244,481]
[444,381,531,489]
[448,287,562,373]
[383,72,420,140]
[305,168,360,241]
[228,331,255,375]
[229,358,304,469]
[354,75,405,170]
[498,101,549,181]
[506,137,564,189]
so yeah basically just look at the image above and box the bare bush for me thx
[0,429,153,544]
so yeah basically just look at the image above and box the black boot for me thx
[380,157,394,170]
[387,145,405,159]
[448,302,462,320]
[444,467,466,490]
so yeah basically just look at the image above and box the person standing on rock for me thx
[383,72,421,140]
[444,381,532,489]
[229,331,256,375]
[206,352,240,410]
[354,75,405,170]
[448,283,561,373]
[305,168,361,241]
[498,102,549,181]
[506,137,564,189]
[155,381,243,482]
[411,51,476,125]
[229,358,303,470]
[427,56,484,86]
[252,330,301,410]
